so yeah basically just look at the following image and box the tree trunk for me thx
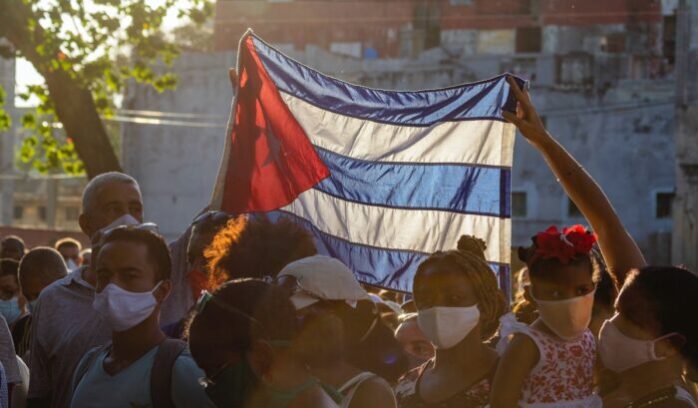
[0,0,122,179]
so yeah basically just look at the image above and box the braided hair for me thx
[414,235,507,340]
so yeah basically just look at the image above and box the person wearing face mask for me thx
[160,211,234,339]
[491,78,646,408]
[394,314,435,373]
[276,255,397,408]
[27,172,147,408]
[598,267,698,408]
[70,226,213,407]
[188,279,339,408]
[491,226,600,408]
[54,238,83,272]
[12,248,67,360]
[0,260,22,326]
[393,235,507,408]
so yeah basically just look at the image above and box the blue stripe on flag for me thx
[265,210,510,293]
[314,147,511,218]
[251,35,520,127]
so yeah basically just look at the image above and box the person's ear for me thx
[78,213,94,238]
[154,279,172,303]
[654,333,686,358]
[523,285,537,307]
[248,340,274,379]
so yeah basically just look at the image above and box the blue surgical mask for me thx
[0,297,21,325]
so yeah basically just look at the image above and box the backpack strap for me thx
[151,338,187,408]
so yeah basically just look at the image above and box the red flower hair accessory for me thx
[530,225,597,265]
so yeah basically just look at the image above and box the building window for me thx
[13,206,23,220]
[65,206,79,221]
[655,192,675,219]
[602,33,626,53]
[556,53,593,88]
[567,200,582,218]
[38,206,47,222]
[516,27,542,53]
[512,192,528,217]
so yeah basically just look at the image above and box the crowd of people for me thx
[0,77,695,408]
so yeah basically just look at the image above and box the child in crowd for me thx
[492,76,647,407]
[0,260,21,326]
[492,225,601,407]
[394,236,507,408]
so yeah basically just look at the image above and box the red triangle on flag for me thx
[221,36,330,213]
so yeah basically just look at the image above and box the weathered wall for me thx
[121,52,234,239]
[672,0,698,271]
[0,55,16,226]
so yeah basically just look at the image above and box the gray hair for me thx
[82,172,140,214]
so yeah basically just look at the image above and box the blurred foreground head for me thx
[188,279,301,407]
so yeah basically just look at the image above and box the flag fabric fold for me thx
[212,30,522,293]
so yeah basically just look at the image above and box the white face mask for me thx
[417,305,480,349]
[93,281,163,332]
[532,289,595,341]
[91,214,141,244]
[599,314,671,373]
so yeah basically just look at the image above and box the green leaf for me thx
[0,112,11,131]
[21,113,36,128]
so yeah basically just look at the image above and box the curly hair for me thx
[414,235,508,340]
[205,216,317,282]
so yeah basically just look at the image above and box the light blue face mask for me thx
[0,297,21,324]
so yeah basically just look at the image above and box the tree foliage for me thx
[0,0,213,177]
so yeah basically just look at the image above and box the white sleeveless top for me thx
[338,372,378,408]
[497,313,602,408]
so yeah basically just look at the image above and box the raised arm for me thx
[502,76,646,284]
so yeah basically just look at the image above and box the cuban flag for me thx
[212,31,522,293]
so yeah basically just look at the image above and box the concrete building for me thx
[673,0,698,271]
[0,52,16,227]
[0,54,86,234]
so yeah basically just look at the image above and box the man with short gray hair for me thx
[27,172,144,408]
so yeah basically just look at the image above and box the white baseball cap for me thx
[277,255,370,310]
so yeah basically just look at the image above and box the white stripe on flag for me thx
[281,92,516,167]
[280,188,511,264]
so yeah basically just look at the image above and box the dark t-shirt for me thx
[11,314,32,357]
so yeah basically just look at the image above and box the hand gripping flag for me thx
[212,31,523,293]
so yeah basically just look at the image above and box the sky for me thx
[15,0,192,107]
